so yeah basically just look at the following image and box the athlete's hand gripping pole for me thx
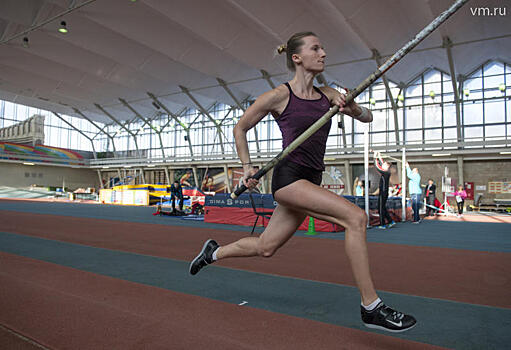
[231,0,469,199]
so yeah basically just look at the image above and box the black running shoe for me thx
[361,302,417,333]
[189,239,219,275]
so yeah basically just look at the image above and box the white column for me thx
[344,160,352,196]
[164,167,170,185]
[140,168,146,184]
[192,166,199,188]
[457,156,464,186]
[401,148,406,222]
[97,170,103,189]
[223,164,232,193]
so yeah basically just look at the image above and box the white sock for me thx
[211,247,219,261]
[362,297,382,311]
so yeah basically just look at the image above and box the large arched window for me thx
[462,61,509,142]
[1,60,509,157]
[403,69,453,146]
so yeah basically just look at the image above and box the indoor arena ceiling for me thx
[0,0,509,124]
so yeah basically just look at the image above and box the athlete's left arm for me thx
[320,86,373,123]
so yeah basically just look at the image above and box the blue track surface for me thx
[1,200,510,252]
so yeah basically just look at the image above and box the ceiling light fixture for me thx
[59,21,68,34]
[23,162,35,166]
[499,84,506,92]
[499,151,511,155]
[432,153,451,157]
[22,37,29,48]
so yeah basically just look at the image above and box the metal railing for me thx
[2,136,509,169]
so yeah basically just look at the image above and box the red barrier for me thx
[205,206,412,232]
[205,207,342,232]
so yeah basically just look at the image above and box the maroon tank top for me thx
[275,83,332,171]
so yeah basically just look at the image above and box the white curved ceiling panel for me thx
[0,0,508,125]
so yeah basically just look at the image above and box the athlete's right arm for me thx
[233,87,287,186]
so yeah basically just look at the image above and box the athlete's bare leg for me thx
[216,204,306,259]
[215,179,378,305]
[274,180,378,305]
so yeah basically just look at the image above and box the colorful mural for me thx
[0,142,84,163]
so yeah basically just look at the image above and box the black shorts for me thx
[271,159,323,196]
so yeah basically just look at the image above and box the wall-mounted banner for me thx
[323,166,345,195]
[175,169,195,187]
[199,167,227,193]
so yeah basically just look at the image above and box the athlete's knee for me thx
[256,240,278,258]
[259,246,277,258]
[345,209,367,229]
[357,212,368,228]
[261,249,276,258]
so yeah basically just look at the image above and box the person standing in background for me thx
[169,180,184,212]
[452,185,467,216]
[354,177,364,196]
[425,179,437,216]
[406,163,422,223]
[374,151,395,229]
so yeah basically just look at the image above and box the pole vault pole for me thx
[381,154,403,163]
[232,0,469,199]
[364,125,370,222]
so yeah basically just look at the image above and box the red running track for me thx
[0,325,45,350]
[1,211,510,309]
[0,252,448,350]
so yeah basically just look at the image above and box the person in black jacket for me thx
[169,181,184,212]
[374,151,395,229]
[425,179,437,216]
